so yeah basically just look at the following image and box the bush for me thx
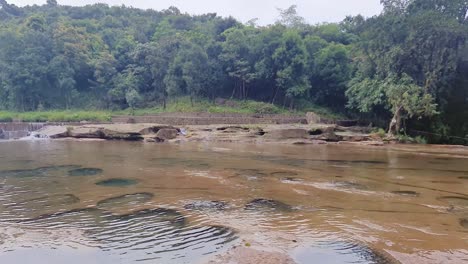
[395,134,427,144]
[371,128,387,138]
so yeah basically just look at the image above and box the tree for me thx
[46,0,58,7]
[310,43,351,108]
[276,5,306,29]
[125,89,141,115]
[272,30,310,108]
[347,74,437,135]
[220,27,258,100]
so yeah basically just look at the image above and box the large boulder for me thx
[155,128,179,140]
[266,129,308,139]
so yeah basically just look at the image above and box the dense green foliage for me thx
[0,0,466,142]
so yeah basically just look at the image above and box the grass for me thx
[119,97,290,116]
[0,110,112,122]
[0,97,340,122]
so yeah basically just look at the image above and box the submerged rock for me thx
[333,181,368,190]
[97,193,154,210]
[153,158,211,169]
[294,241,400,264]
[20,207,112,227]
[281,177,304,183]
[245,199,293,212]
[391,191,420,197]
[231,169,268,180]
[96,178,138,187]
[271,171,299,178]
[68,168,103,177]
[0,165,81,178]
[116,208,186,227]
[184,200,228,211]
[20,194,80,207]
[460,218,468,229]
[438,196,468,206]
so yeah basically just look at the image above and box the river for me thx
[0,140,467,263]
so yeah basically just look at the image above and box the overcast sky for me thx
[8,0,383,25]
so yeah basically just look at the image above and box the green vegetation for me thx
[0,0,466,143]
[126,97,289,116]
[0,97,312,122]
[0,110,112,122]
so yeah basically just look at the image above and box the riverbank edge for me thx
[31,123,394,147]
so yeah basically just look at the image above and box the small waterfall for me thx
[0,123,46,140]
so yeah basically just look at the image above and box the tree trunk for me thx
[271,86,280,104]
[230,80,236,99]
[388,106,403,135]
[190,95,194,107]
[242,80,246,100]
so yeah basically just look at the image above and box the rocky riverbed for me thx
[34,123,384,146]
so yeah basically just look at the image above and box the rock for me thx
[155,128,179,140]
[207,247,296,264]
[139,125,178,135]
[310,132,342,142]
[102,129,143,141]
[460,218,468,229]
[35,126,69,138]
[0,165,81,178]
[145,138,157,143]
[333,181,368,190]
[14,194,80,209]
[306,112,321,124]
[338,141,385,146]
[68,168,103,177]
[116,208,186,227]
[96,178,138,187]
[266,129,308,139]
[391,191,420,197]
[292,139,328,145]
[311,140,328,145]
[336,120,358,127]
[97,193,154,210]
[245,199,293,212]
[69,126,104,138]
[271,171,298,177]
[184,200,228,211]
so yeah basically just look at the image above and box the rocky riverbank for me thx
[33,123,386,146]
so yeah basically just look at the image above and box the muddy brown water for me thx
[0,140,467,264]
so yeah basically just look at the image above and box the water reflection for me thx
[0,140,466,263]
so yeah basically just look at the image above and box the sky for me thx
[8,0,383,25]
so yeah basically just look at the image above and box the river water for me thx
[0,140,467,263]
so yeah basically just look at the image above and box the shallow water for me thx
[0,140,467,263]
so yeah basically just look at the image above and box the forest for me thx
[0,0,467,142]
